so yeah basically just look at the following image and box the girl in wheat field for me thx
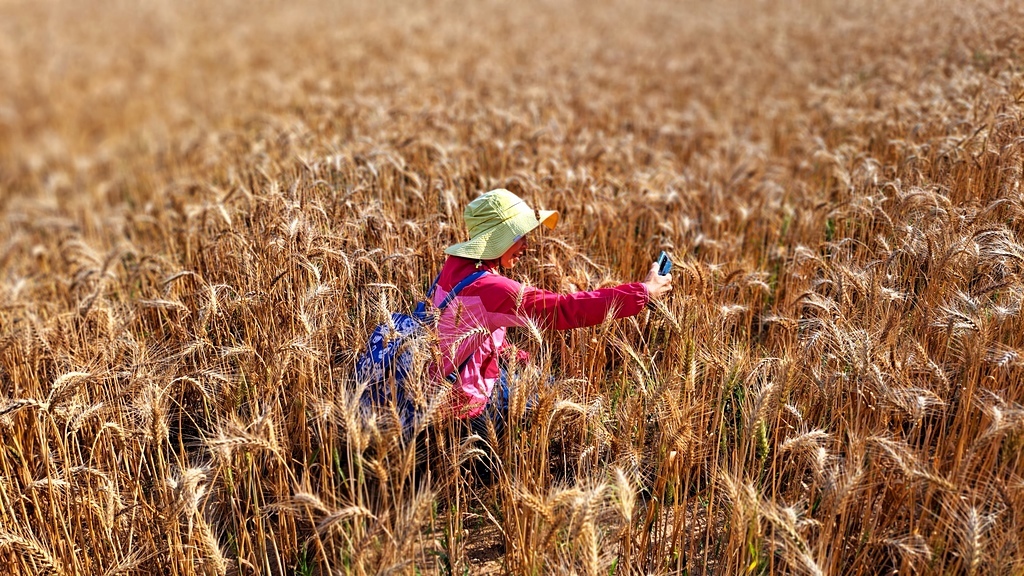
[431,188,673,432]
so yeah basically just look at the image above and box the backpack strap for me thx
[436,269,488,310]
[424,268,488,383]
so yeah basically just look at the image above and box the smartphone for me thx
[657,251,673,276]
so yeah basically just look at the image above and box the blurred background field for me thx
[1,0,1023,574]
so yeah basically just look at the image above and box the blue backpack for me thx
[355,269,487,425]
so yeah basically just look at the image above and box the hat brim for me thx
[538,209,558,230]
[445,208,560,260]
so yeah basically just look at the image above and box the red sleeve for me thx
[516,282,650,330]
[462,270,650,331]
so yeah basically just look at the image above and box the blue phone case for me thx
[657,251,673,275]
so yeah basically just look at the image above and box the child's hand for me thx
[642,261,673,301]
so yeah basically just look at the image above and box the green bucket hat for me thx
[445,189,559,261]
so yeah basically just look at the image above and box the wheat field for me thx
[1,0,1023,574]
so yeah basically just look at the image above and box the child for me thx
[432,188,673,426]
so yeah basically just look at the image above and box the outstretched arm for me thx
[515,262,672,330]
[516,282,648,330]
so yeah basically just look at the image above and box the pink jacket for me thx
[430,256,650,418]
